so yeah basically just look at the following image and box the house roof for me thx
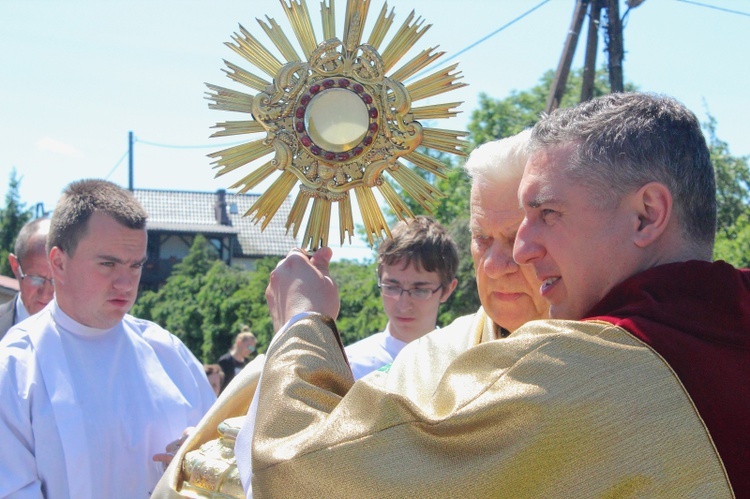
[134,189,298,257]
[0,274,19,293]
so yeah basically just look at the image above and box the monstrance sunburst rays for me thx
[206,0,468,250]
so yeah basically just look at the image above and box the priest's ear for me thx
[633,181,672,248]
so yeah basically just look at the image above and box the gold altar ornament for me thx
[207,0,468,249]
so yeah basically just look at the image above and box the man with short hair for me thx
[249,93,748,496]
[0,218,54,339]
[345,215,458,379]
[0,179,215,498]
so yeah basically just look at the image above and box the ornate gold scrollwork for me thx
[207,0,467,249]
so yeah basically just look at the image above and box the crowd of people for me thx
[0,92,747,498]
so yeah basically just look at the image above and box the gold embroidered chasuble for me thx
[382,308,497,399]
[152,309,494,498]
[251,314,732,497]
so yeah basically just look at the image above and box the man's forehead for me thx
[471,179,524,220]
[380,262,440,282]
[519,148,569,204]
[518,170,540,207]
[470,203,523,233]
[20,250,50,269]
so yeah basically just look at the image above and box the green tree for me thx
[230,255,282,355]
[439,216,479,325]
[132,235,220,357]
[714,213,750,268]
[132,235,282,362]
[469,68,637,147]
[197,260,252,361]
[706,114,750,268]
[330,259,383,345]
[705,114,750,237]
[0,168,32,276]
[390,148,469,222]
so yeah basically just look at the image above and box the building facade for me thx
[134,189,298,291]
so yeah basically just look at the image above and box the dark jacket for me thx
[0,295,19,341]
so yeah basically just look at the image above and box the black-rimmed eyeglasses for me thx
[378,281,443,300]
[18,264,54,288]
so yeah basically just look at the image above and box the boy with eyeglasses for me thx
[345,215,458,380]
[1,218,54,340]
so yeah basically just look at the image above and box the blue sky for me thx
[1,0,748,261]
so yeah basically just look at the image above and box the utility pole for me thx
[605,0,624,92]
[546,1,644,112]
[581,0,602,102]
[128,131,134,191]
[545,0,590,114]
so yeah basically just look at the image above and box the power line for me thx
[112,3,548,184]
[104,149,129,180]
[407,0,553,83]
[104,135,245,181]
[127,3,553,158]
[136,137,245,149]
[676,0,750,17]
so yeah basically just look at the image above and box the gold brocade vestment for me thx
[250,315,732,497]
[154,310,733,497]
[153,309,496,498]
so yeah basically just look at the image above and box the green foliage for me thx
[0,168,32,276]
[230,256,281,354]
[392,149,472,227]
[714,213,750,268]
[468,68,637,148]
[705,114,750,237]
[132,234,218,357]
[468,90,543,148]
[330,259,384,345]
[132,235,282,363]
[705,114,750,268]
[196,260,252,361]
[173,234,219,277]
[431,162,472,225]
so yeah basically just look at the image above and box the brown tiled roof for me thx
[134,189,298,257]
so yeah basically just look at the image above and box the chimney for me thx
[214,189,231,225]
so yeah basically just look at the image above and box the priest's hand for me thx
[266,247,340,333]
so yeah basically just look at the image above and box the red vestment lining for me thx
[586,260,750,496]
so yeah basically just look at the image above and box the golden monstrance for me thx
[207,0,467,250]
[158,2,467,495]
